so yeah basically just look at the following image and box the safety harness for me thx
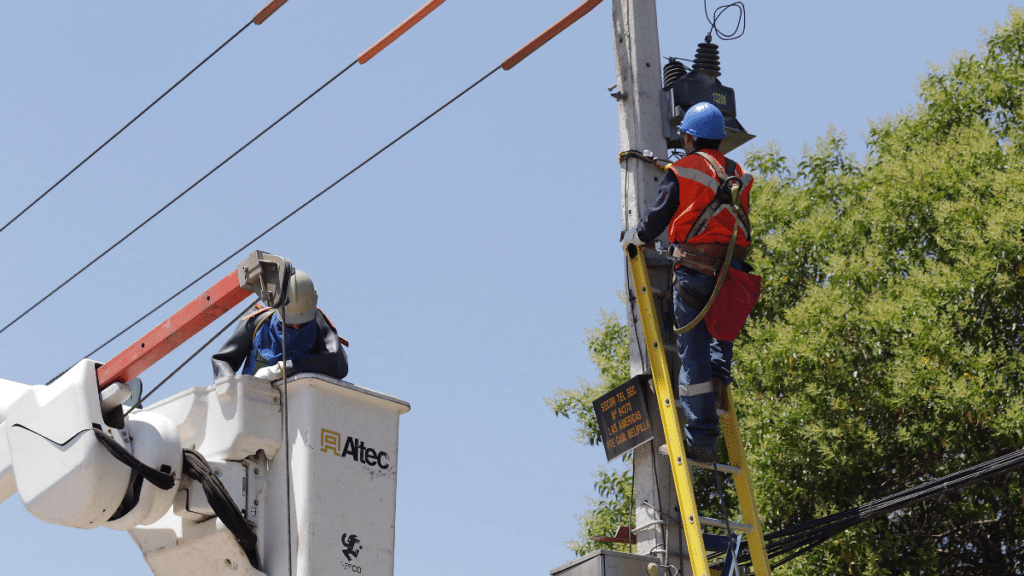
[682,152,751,246]
[671,152,760,339]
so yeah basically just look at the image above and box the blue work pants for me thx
[673,262,739,454]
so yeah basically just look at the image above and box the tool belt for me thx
[671,242,762,341]
[670,243,748,277]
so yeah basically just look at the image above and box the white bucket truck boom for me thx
[0,251,409,576]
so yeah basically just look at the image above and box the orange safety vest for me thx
[666,149,754,247]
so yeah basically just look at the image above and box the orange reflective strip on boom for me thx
[501,0,604,71]
[96,271,251,390]
[358,0,448,64]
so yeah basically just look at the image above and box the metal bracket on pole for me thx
[237,250,292,309]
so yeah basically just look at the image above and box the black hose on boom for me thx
[182,449,260,569]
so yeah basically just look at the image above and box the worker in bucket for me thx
[621,102,759,464]
[211,270,349,381]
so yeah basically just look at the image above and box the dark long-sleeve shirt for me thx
[636,171,680,244]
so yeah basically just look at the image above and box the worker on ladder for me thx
[622,102,755,464]
[211,270,349,381]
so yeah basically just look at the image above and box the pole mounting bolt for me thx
[608,84,628,101]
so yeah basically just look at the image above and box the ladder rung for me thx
[689,459,741,475]
[656,445,743,475]
[699,516,753,533]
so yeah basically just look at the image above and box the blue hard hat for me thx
[679,102,727,140]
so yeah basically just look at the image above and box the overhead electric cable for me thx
[74,0,606,367]
[726,449,1024,569]
[0,0,449,338]
[0,0,296,238]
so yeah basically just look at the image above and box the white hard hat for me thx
[278,270,318,324]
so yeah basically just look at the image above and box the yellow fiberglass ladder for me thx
[625,244,772,576]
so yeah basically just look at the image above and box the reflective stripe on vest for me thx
[684,156,754,243]
[666,151,753,246]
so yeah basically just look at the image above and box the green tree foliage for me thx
[741,9,1024,574]
[553,8,1024,573]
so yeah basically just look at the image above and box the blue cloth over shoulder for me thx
[242,313,318,375]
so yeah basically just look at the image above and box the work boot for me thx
[685,444,718,465]
[659,443,718,465]
[712,377,728,411]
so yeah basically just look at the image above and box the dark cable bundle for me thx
[91,425,176,490]
[734,449,1024,568]
[182,449,260,569]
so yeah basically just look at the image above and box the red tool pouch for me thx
[705,268,761,341]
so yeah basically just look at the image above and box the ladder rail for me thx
[626,244,772,576]
[626,244,712,576]
[721,386,770,575]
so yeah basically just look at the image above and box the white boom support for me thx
[0,360,182,530]
[0,251,410,575]
[0,364,409,576]
[0,378,32,503]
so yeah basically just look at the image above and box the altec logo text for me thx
[322,429,390,470]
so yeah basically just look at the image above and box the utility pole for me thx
[612,0,687,570]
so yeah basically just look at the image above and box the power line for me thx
[0,1,299,239]
[0,0,452,338]
[0,57,362,338]
[75,0,604,367]
[79,64,501,366]
[0,20,253,238]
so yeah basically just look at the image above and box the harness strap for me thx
[252,309,275,335]
[671,243,748,277]
[673,256,718,277]
[674,219,739,335]
[674,277,707,308]
[683,152,752,243]
[317,309,349,347]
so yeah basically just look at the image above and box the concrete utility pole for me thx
[612,0,687,569]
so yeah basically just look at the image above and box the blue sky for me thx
[0,1,1017,575]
